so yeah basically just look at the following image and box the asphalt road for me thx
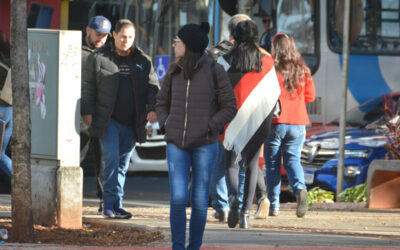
[83,174,171,205]
[83,173,296,206]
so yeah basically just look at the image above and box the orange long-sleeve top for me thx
[272,73,315,125]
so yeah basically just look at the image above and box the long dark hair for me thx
[168,48,203,80]
[228,20,263,73]
[272,33,310,95]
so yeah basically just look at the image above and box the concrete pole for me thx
[337,0,351,199]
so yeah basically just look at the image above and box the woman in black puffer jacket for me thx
[156,22,236,250]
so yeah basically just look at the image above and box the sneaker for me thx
[254,196,270,220]
[269,210,279,216]
[228,197,240,228]
[115,207,133,219]
[214,210,228,222]
[103,201,116,219]
[296,189,308,218]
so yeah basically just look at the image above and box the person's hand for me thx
[147,111,158,123]
[82,114,93,127]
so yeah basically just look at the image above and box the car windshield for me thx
[331,94,399,127]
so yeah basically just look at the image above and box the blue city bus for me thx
[0,0,399,179]
[64,0,400,126]
[1,0,398,130]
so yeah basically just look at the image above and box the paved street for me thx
[81,205,400,248]
[1,175,400,248]
[84,176,400,248]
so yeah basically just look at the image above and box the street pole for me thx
[337,0,351,199]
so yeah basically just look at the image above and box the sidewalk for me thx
[83,203,400,237]
[1,195,400,249]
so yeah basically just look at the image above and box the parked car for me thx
[128,122,168,172]
[301,93,398,192]
[130,122,293,196]
[130,122,274,173]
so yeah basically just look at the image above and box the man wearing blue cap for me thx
[80,15,112,214]
[82,19,159,219]
[82,16,111,65]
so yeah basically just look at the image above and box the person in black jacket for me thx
[81,19,159,219]
[82,16,111,66]
[156,22,236,250]
[80,15,111,213]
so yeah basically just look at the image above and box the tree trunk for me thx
[10,0,34,242]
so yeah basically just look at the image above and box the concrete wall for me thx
[31,158,58,225]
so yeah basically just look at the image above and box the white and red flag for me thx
[220,54,280,167]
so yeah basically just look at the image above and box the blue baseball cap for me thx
[88,16,112,35]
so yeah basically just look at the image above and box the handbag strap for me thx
[0,61,9,71]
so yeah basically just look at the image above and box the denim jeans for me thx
[167,142,217,250]
[0,105,12,178]
[209,140,229,212]
[264,124,307,211]
[101,118,135,209]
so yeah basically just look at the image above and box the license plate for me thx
[304,171,314,184]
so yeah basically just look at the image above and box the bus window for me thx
[156,1,210,61]
[74,1,212,61]
[328,0,400,55]
[275,0,319,74]
[123,1,158,55]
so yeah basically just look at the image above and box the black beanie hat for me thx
[177,22,210,52]
[233,20,259,43]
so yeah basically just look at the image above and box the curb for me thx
[82,215,159,232]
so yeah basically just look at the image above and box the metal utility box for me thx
[28,29,81,167]
[28,29,82,228]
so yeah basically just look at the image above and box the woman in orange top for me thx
[264,33,315,218]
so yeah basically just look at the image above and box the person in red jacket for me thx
[264,33,315,218]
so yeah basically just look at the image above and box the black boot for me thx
[228,196,240,228]
[239,210,250,229]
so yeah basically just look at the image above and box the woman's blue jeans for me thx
[264,124,307,211]
[167,142,217,250]
[209,140,229,212]
[0,105,12,178]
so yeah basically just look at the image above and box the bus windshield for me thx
[275,0,319,73]
[328,0,400,55]
[154,1,211,60]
